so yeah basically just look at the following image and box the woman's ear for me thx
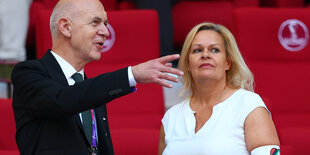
[225,57,231,71]
[58,18,72,38]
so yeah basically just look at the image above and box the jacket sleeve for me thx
[11,60,133,118]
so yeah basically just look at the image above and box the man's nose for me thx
[98,23,110,37]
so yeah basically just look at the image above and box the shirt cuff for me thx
[128,66,137,87]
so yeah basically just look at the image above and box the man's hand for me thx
[132,54,184,88]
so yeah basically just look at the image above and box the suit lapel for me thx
[40,50,68,86]
[40,50,90,146]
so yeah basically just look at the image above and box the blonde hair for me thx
[178,22,254,98]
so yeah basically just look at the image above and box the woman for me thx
[158,22,280,155]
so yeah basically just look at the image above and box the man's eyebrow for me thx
[93,16,102,21]
[91,16,109,25]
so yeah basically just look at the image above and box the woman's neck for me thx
[191,78,230,108]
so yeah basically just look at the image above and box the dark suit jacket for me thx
[11,50,133,155]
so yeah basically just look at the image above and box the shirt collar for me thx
[50,51,84,80]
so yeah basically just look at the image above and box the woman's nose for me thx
[201,49,210,59]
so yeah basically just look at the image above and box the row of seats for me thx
[172,0,310,50]
[3,2,310,155]
[27,0,310,58]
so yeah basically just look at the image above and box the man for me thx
[11,0,183,154]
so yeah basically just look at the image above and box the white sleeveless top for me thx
[161,89,269,155]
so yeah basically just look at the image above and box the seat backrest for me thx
[84,10,164,130]
[86,10,160,67]
[234,8,310,114]
[0,98,18,150]
[234,8,310,62]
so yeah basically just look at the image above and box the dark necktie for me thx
[72,73,98,154]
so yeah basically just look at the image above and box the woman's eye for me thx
[211,48,219,53]
[193,49,201,53]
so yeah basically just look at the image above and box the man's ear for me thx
[58,18,72,38]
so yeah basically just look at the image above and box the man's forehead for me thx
[88,10,108,21]
[76,2,107,20]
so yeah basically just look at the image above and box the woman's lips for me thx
[199,63,214,68]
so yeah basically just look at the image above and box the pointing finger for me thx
[157,54,180,64]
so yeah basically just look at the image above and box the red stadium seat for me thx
[86,10,160,67]
[234,8,310,61]
[84,10,163,129]
[234,7,310,154]
[0,98,18,151]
